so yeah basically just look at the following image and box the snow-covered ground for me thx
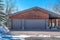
[0,25,60,40]
[1,34,60,40]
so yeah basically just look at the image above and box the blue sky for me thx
[16,0,57,11]
[3,0,58,12]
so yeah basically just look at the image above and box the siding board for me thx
[12,19,22,30]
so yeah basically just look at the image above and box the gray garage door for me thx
[9,19,48,31]
[24,20,48,30]
[9,19,22,30]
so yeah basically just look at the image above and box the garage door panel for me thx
[12,19,22,30]
[24,20,47,30]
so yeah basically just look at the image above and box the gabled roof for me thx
[9,6,60,19]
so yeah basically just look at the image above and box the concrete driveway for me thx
[10,31,60,36]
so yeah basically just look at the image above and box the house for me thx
[9,7,60,31]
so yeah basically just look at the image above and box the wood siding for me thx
[58,19,60,26]
[9,9,49,19]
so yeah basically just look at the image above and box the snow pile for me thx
[0,25,9,33]
[11,35,30,38]
[11,35,51,38]
[38,34,51,37]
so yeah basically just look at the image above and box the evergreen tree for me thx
[0,0,6,26]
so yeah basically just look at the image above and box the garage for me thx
[9,7,49,31]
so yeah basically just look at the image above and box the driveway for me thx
[10,31,60,36]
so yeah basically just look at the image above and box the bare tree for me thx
[5,0,18,15]
[4,0,18,27]
[53,0,60,14]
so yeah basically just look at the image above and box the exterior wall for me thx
[49,19,60,27]
[9,9,49,19]
[49,19,56,27]
[9,19,48,30]
[49,19,56,23]
[58,19,60,26]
